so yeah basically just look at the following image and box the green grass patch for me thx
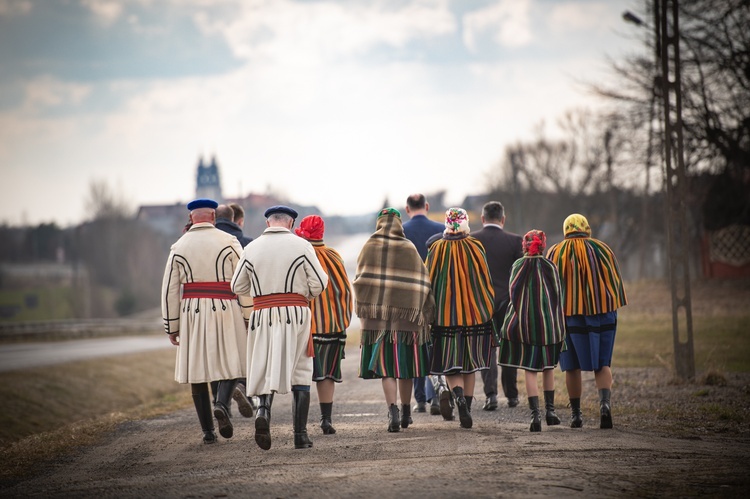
[0,287,77,321]
[699,403,745,423]
[614,313,750,372]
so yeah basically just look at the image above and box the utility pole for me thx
[657,0,695,379]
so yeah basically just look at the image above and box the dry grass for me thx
[0,348,191,480]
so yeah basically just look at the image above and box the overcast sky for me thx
[0,0,644,227]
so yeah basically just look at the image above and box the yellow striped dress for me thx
[546,234,627,371]
[426,234,496,375]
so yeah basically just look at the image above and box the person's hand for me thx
[168,333,180,346]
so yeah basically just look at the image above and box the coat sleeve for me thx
[231,246,255,300]
[161,247,181,334]
[229,238,253,320]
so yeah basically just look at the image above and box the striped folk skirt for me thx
[498,339,563,372]
[559,311,618,372]
[312,333,347,383]
[429,321,494,375]
[359,330,431,380]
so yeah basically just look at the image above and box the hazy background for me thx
[0,0,642,226]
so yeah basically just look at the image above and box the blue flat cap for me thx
[264,205,298,219]
[187,198,219,211]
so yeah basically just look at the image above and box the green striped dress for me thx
[497,255,566,371]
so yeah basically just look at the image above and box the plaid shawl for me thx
[426,234,495,327]
[353,212,435,332]
[546,236,628,316]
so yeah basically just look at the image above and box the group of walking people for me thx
[161,194,627,450]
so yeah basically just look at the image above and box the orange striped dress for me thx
[309,240,352,382]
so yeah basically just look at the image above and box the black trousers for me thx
[482,301,518,400]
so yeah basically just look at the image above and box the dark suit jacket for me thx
[471,225,523,312]
[403,214,445,261]
[215,218,253,248]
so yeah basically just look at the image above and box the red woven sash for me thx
[253,293,309,310]
[182,282,237,300]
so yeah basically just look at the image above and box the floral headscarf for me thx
[563,213,591,238]
[523,229,547,256]
[378,207,401,219]
[444,207,470,234]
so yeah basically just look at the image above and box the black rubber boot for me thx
[320,402,336,435]
[213,379,238,439]
[438,384,454,421]
[544,390,561,426]
[191,383,216,444]
[293,390,313,449]
[387,404,401,432]
[232,380,255,418]
[599,388,613,429]
[255,393,274,450]
[401,404,412,429]
[528,396,542,432]
[570,397,583,428]
[453,386,472,429]
[466,396,473,413]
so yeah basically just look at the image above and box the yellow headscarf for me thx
[563,213,591,237]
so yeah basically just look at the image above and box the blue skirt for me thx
[559,311,617,372]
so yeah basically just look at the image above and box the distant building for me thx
[196,155,223,201]
[135,155,321,240]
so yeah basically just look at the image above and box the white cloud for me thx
[546,1,612,35]
[0,0,30,16]
[463,0,532,52]
[22,76,92,111]
[193,0,455,65]
[80,0,123,25]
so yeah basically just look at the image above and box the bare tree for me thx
[84,179,133,221]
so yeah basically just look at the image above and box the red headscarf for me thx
[523,229,546,256]
[295,215,325,240]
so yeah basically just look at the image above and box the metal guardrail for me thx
[0,318,163,341]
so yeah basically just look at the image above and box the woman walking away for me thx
[498,230,566,432]
[354,208,435,432]
[295,215,353,435]
[426,208,496,429]
[547,214,627,429]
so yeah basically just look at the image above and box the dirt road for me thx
[2,350,749,498]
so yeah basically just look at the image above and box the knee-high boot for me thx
[570,397,583,428]
[255,393,274,450]
[191,383,216,444]
[453,386,472,429]
[528,396,541,432]
[599,388,613,429]
[293,390,313,449]
[544,390,561,426]
[213,379,238,439]
[320,402,336,435]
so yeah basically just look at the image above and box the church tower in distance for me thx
[195,155,223,201]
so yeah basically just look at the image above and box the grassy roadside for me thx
[0,348,191,481]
